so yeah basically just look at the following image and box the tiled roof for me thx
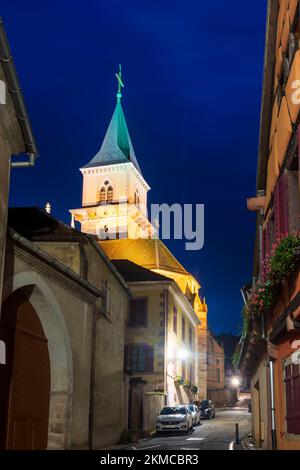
[100,238,189,275]
[112,259,173,283]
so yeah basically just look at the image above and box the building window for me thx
[128,298,148,327]
[284,359,300,435]
[99,183,113,204]
[134,189,140,205]
[173,306,177,334]
[189,327,193,349]
[102,280,111,316]
[100,186,106,203]
[182,317,185,343]
[107,185,113,203]
[126,344,154,372]
[182,360,186,379]
[216,368,220,382]
[189,363,194,383]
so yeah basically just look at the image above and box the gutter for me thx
[0,17,38,165]
[8,228,103,299]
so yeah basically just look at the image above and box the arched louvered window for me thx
[107,186,113,203]
[100,187,106,204]
[134,190,140,205]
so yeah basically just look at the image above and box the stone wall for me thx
[2,230,129,449]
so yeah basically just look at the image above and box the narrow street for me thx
[127,401,251,451]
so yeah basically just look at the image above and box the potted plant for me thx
[183,380,191,389]
[174,375,184,385]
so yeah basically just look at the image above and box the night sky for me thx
[3,1,267,334]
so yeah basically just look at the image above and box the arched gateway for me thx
[0,289,50,449]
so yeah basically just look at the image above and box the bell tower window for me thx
[100,187,106,204]
[107,186,113,203]
[99,182,113,204]
[134,189,140,205]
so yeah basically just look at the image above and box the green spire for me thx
[115,64,124,102]
[83,65,142,174]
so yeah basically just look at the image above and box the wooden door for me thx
[0,290,50,449]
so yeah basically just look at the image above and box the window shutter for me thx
[274,172,289,239]
[262,228,267,280]
[291,363,300,434]
[284,362,300,435]
[265,219,271,258]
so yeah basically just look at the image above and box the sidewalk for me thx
[233,433,259,450]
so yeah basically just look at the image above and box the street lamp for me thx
[231,376,240,388]
[177,349,189,360]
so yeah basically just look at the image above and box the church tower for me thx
[70,66,208,400]
[70,65,155,240]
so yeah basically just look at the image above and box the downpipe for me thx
[269,359,277,450]
[11,153,36,168]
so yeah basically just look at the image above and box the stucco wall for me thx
[3,234,128,449]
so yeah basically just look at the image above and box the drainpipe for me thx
[164,288,169,406]
[0,18,38,163]
[10,154,36,168]
[269,359,277,450]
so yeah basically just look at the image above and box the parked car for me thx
[156,405,193,434]
[199,399,215,419]
[186,404,201,426]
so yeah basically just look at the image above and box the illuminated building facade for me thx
[70,67,209,434]
[240,0,300,450]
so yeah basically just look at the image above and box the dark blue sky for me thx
[3,0,266,334]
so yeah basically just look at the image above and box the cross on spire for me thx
[115,64,124,102]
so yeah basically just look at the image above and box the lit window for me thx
[100,187,106,203]
[173,306,177,334]
[107,186,113,203]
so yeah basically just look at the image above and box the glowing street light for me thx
[231,376,240,388]
[177,349,189,360]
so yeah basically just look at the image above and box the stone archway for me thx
[0,289,51,449]
[2,271,73,449]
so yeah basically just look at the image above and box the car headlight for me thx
[204,408,209,413]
